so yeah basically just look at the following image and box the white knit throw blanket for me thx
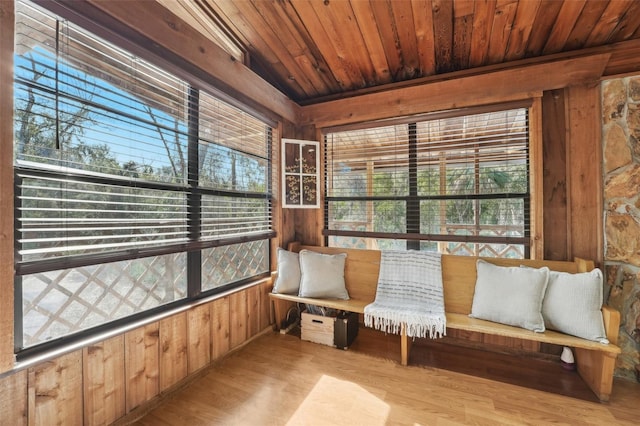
[364,250,446,339]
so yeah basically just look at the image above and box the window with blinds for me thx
[325,107,530,258]
[13,0,273,352]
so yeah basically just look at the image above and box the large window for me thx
[13,1,274,352]
[325,106,530,258]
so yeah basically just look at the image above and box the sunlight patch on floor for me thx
[286,374,390,426]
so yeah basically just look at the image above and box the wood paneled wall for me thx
[542,85,604,264]
[542,89,569,260]
[565,84,604,264]
[280,121,323,248]
[284,85,606,264]
[0,281,272,426]
[298,54,611,128]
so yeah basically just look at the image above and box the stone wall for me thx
[602,77,640,381]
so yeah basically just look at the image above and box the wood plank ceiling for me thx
[158,0,640,105]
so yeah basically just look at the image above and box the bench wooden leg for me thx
[574,348,617,401]
[400,324,412,366]
[272,299,295,330]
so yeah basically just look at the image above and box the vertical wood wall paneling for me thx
[211,296,230,360]
[279,120,326,248]
[187,303,211,374]
[246,285,261,338]
[283,124,323,246]
[529,96,544,259]
[565,84,604,264]
[159,313,188,392]
[229,291,248,349]
[83,335,126,425]
[259,281,272,330]
[0,0,15,374]
[542,89,569,260]
[29,351,83,426]
[0,370,28,426]
[125,323,159,412]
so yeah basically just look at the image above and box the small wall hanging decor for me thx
[282,138,320,208]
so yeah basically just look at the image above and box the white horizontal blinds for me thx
[416,109,528,238]
[325,107,529,249]
[416,109,528,195]
[326,124,409,235]
[198,91,270,192]
[327,124,409,198]
[198,91,273,241]
[14,0,189,185]
[17,173,188,260]
[14,2,190,262]
[200,196,272,239]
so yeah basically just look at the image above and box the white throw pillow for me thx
[272,248,301,294]
[298,250,349,300]
[543,269,609,344]
[470,259,549,332]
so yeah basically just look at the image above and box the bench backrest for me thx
[295,244,594,315]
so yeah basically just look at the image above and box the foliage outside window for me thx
[13,0,273,353]
[325,107,530,258]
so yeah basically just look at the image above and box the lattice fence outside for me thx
[21,252,187,348]
[329,222,524,258]
[20,240,269,348]
[201,240,269,291]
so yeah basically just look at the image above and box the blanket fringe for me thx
[364,312,447,339]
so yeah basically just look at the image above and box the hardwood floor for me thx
[128,330,639,425]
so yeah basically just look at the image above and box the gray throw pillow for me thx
[543,269,609,343]
[272,248,301,294]
[298,250,349,300]
[470,259,549,332]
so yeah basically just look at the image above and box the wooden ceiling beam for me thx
[79,0,299,123]
[298,53,611,128]
[604,38,640,78]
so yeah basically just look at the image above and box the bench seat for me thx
[446,311,621,355]
[269,292,369,315]
[269,244,621,401]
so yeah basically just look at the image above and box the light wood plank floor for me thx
[129,331,639,425]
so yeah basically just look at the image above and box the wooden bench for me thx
[269,244,622,401]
